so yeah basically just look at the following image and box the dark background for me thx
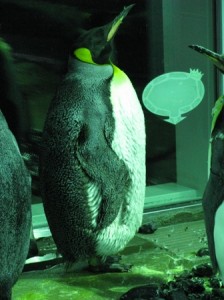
[0,0,176,186]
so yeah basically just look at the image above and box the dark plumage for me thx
[189,44,224,283]
[0,38,31,299]
[40,5,145,270]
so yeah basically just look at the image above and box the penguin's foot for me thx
[27,239,39,259]
[88,255,132,273]
[138,222,157,234]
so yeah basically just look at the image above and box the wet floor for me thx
[12,219,210,300]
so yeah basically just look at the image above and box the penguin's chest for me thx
[109,67,145,172]
[92,66,146,253]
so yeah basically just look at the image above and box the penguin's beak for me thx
[107,4,135,42]
[189,44,224,73]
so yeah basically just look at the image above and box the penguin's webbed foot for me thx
[138,222,157,234]
[88,255,132,273]
[101,256,132,272]
[27,238,39,259]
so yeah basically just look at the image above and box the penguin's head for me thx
[72,4,134,65]
[189,44,224,74]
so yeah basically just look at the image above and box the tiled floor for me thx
[12,219,210,300]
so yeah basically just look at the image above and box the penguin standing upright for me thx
[40,5,146,271]
[0,38,31,299]
[190,44,224,283]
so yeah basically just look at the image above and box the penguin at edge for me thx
[0,38,32,299]
[40,4,146,271]
[190,44,224,284]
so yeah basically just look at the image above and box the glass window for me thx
[0,0,217,226]
[144,0,216,210]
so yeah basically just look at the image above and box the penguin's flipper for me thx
[76,117,131,229]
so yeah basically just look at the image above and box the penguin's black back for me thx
[0,112,31,299]
[0,38,31,299]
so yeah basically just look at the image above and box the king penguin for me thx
[190,44,224,283]
[0,38,31,299]
[40,4,146,271]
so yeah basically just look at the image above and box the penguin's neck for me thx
[111,63,127,82]
[69,48,114,79]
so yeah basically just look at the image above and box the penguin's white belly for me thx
[214,201,224,283]
[96,67,146,256]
